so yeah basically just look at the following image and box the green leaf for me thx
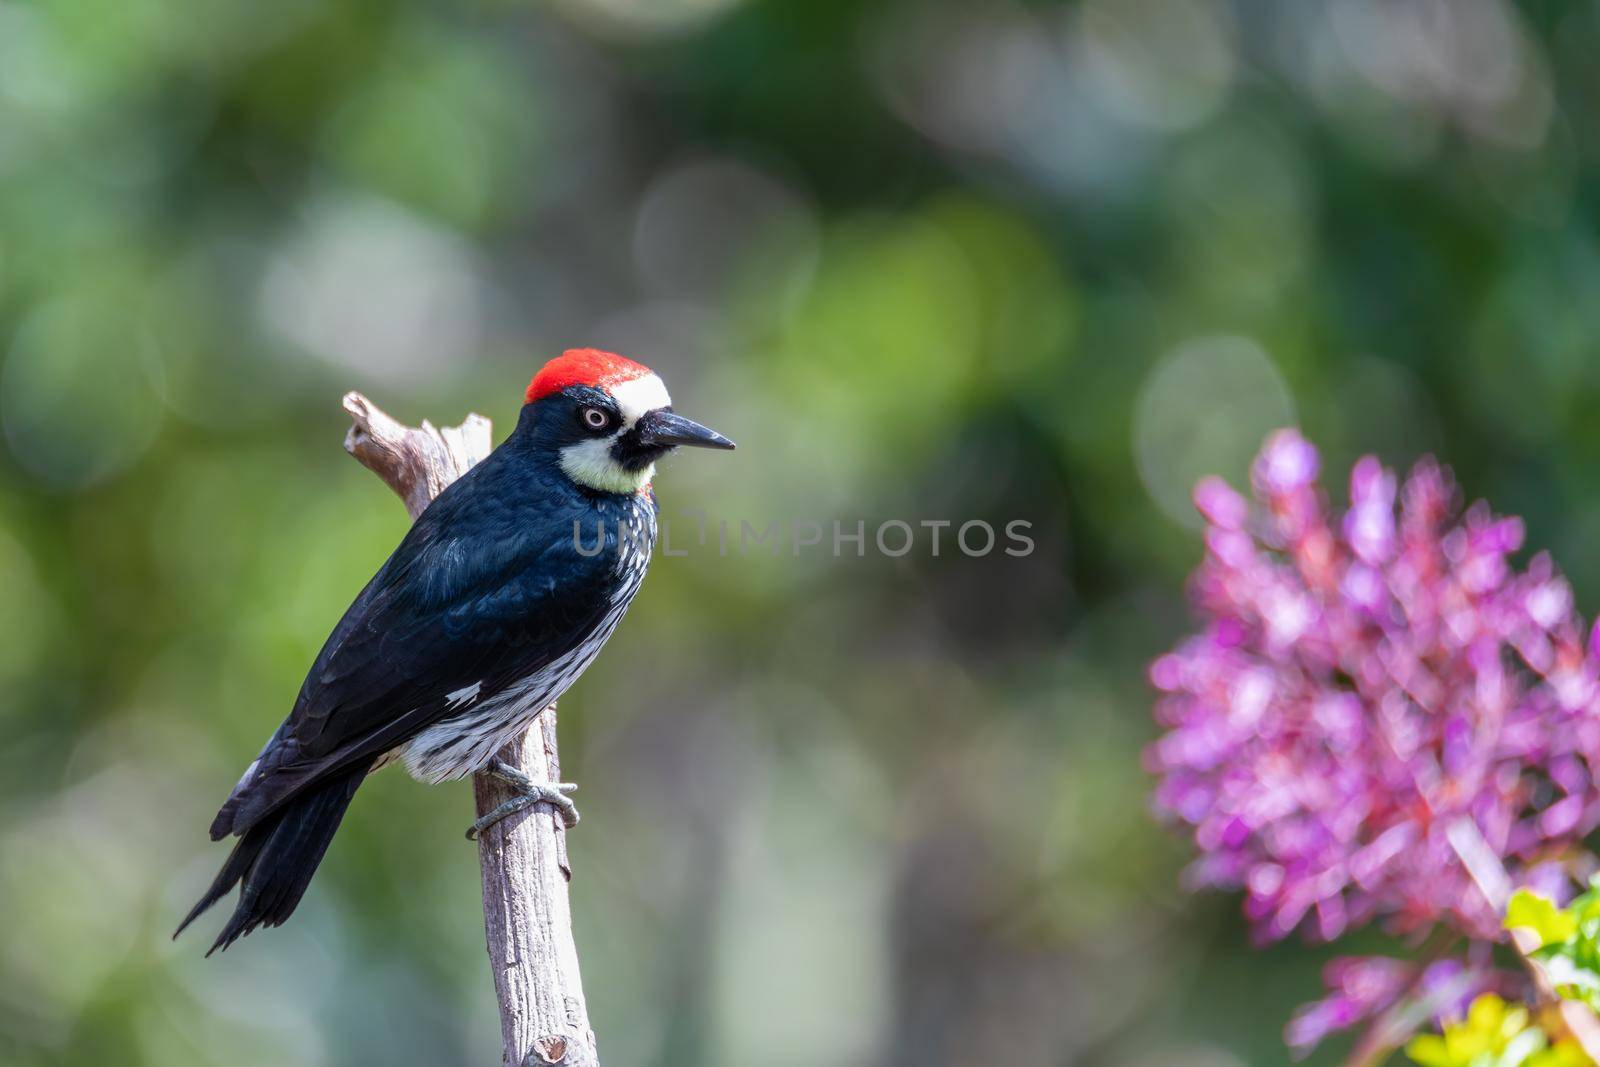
[1506,889,1580,948]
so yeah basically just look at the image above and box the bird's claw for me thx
[467,761,579,840]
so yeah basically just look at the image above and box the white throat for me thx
[558,373,671,495]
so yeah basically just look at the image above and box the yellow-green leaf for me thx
[1405,1033,1454,1067]
[1507,889,1580,948]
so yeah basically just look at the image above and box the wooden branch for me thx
[343,391,599,1067]
[342,392,494,523]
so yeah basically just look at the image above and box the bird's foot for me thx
[466,758,579,840]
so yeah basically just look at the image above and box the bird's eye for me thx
[582,407,611,431]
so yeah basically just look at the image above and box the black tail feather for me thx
[175,763,368,954]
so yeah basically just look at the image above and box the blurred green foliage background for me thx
[2,0,1598,1064]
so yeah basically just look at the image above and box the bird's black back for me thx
[210,403,657,840]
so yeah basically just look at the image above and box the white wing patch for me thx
[446,681,483,708]
[235,758,261,791]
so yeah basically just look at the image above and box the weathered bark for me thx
[343,391,598,1067]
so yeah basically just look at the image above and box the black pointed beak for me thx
[638,410,736,451]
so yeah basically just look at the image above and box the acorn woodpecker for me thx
[176,349,734,954]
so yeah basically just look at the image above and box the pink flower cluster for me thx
[1283,954,1497,1054]
[1149,430,1600,950]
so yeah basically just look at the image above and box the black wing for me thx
[211,482,617,840]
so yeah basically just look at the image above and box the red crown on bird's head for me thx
[525,349,654,405]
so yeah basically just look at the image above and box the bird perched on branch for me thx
[177,349,734,954]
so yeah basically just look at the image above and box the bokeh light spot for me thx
[552,0,746,39]
[2,293,165,489]
[633,158,818,308]
[259,194,485,385]
[1134,336,1295,528]
[0,527,61,687]
[1072,0,1237,132]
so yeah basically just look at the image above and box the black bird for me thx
[177,349,734,953]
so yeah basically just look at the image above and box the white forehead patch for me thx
[609,373,671,428]
[558,372,670,495]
